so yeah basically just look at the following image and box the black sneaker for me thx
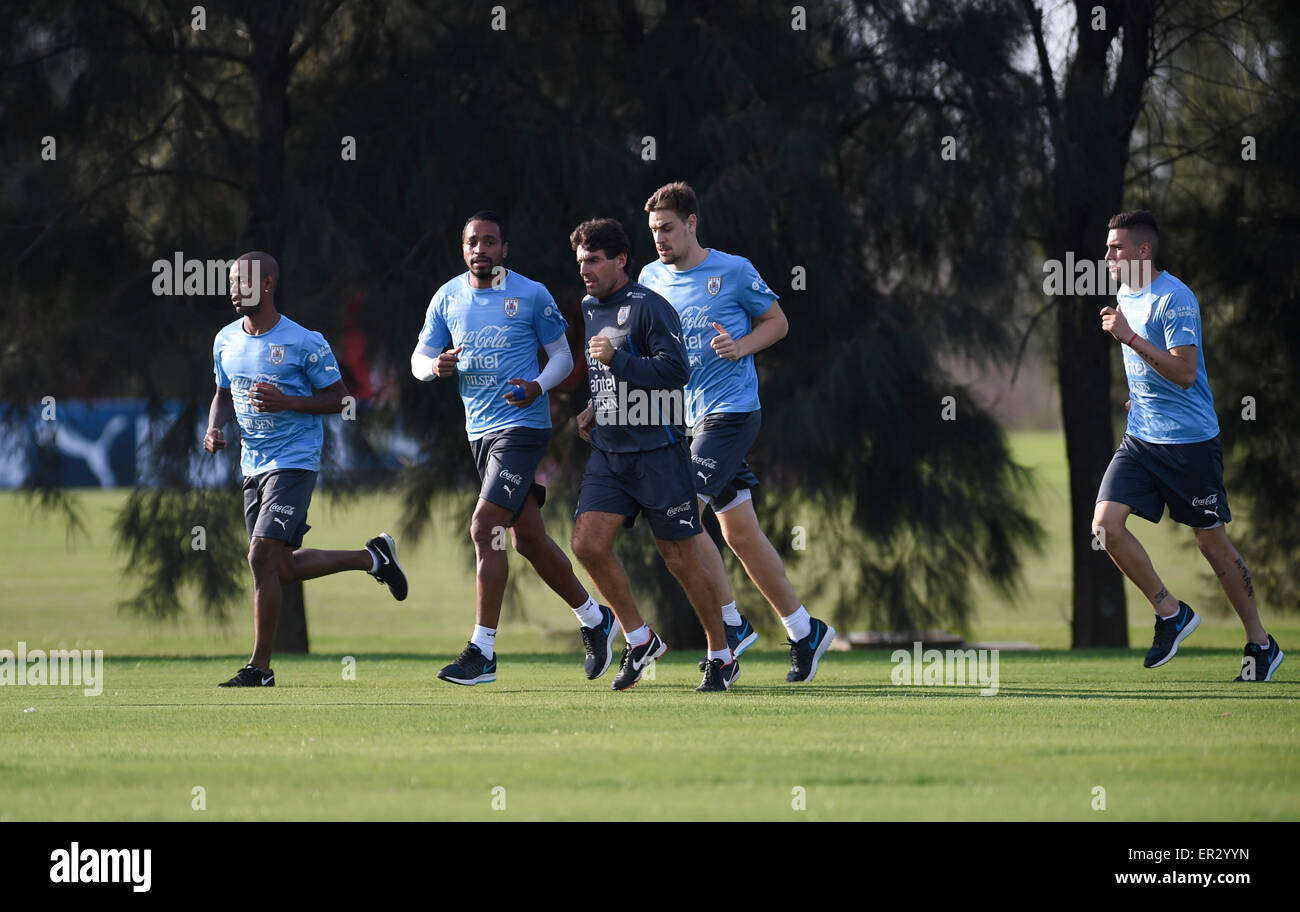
[366,532,408,601]
[1234,634,1285,681]
[786,617,835,682]
[611,630,668,691]
[437,643,497,686]
[580,605,621,680]
[219,663,275,687]
[1144,601,1200,668]
[726,614,759,658]
[696,657,741,692]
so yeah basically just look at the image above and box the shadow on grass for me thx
[80,653,1294,705]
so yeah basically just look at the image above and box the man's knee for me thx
[470,509,506,552]
[571,528,603,564]
[656,537,694,574]
[1092,502,1129,539]
[248,539,283,581]
[1196,526,1232,561]
[511,527,547,560]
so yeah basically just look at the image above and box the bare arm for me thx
[204,387,235,452]
[1131,340,1198,390]
[1099,306,1198,390]
[250,378,351,414]
[710,301,788,360]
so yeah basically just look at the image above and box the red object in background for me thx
[339,291,373,400]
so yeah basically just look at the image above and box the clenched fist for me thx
[588,335,615,365]
[435,345,463,378]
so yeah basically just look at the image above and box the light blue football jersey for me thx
[639,249,777,426]
[213,314,342,476]
[418,270,568,440]
[1117,271,1219,444]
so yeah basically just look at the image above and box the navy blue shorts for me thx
[575,440,702,541]
[468,427,549,525]
[1097,434,1231,528]
[243,469,316,548]
[687,410,761,510]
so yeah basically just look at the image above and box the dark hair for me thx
[644,181,699,220]
[463,210,507,243]
[1107,210,1159,255]
[570,217,631,268]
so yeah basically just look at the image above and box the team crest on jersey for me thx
[268,344,285,365]
[503,297,520,317]
[706,276,722,296]
[617,305,631,326]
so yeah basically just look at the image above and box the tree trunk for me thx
[1047,0,1157,646]
[275,581,310,653]
[248,9,303,647]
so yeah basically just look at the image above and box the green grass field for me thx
[1,431,1296,821]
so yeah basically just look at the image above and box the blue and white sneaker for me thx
[726,614,759,659]
[437,642,497,686]
[1234,634,1284,682]
[786,617,835,682]
[580,605,621,680]
[1143,601,1200,668]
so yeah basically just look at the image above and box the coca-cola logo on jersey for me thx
[678,306,714,331]
[460,325,513,348]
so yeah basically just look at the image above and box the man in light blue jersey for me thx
[206,252,408,688]
[639,182,835,683]
[1095,210,1283,680]
[411,212,618,686]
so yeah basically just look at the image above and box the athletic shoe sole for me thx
[437,671,497,686]
[799,624,836,683]
[375,532,407,601]
[1147,612,1200,668]
[588,614,622,680]
[613,640,668,691]
[1239,648,1286,682]
[1264,649,1286,681]
[733,628,759,658]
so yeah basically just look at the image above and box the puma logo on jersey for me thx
[696,471,711,483]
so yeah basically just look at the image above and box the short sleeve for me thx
[419,292,452,350]
[213,335,230,389]
[1161,288,1201,351]
[532,285,567,344]
[303,331,342,389]
[736,259,778,318]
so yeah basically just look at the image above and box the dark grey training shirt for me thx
[583,280,690,453]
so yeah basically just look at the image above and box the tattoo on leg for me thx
[1235,557,1254,599]
[1152,586,1169,606]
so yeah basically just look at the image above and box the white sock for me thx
[781,606,811,642]
[471,625,497,659]
[625,624,651,647]
[572,596,604,628]
[720,600,742,626]
[366,547,379,574]
[707,648,733,665]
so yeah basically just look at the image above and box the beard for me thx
[236,302,263,316]
[469,259,500,279]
